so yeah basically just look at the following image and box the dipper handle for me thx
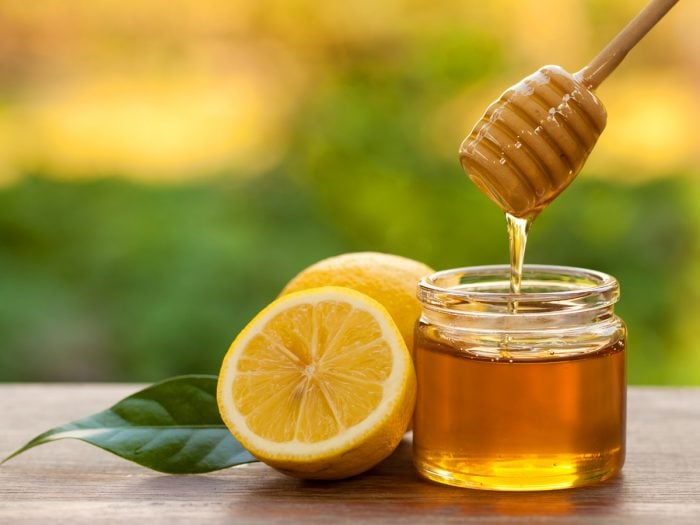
[576,0,680,90]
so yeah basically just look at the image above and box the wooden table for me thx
[1,385,699,524]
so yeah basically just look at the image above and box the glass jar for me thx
[412,264,626,491]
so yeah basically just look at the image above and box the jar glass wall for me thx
[412,265,627,491]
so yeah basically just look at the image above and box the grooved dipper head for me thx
[459,65,607,219]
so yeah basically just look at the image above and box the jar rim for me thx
[418,264,619,313]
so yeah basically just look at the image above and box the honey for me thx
[506,212,530,295]
[412,265,627,490]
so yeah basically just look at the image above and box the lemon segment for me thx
[217,286,416,479]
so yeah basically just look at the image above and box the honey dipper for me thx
[459,0,680,219]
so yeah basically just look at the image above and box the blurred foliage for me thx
[0,0,699,383]
[2,173,699,384]
[0,174,343,380]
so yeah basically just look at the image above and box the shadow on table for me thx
[245,437,623,518]
[135,435,626,519]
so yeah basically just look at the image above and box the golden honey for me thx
[412,265,626,491]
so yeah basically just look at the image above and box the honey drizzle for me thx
[505,212,531,299]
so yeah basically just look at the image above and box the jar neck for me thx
[418,265,620,332]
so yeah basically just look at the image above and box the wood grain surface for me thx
[1,385,699,524]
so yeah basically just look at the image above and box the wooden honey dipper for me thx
[459,0,680,220]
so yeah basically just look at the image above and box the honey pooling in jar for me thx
[413,328,626,491]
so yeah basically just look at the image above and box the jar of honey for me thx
[412,265,626,491]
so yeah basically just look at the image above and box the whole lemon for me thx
[280,252,434,351]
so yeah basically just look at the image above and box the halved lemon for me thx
[217,286,416,479]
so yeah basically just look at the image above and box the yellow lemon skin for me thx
[280,252,434,352]
[217,286,417,480]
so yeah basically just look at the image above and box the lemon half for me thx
[217,286,416,479]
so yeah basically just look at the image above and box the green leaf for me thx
[1,375,257,473]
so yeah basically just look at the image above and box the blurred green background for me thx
[1,0,699,383]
